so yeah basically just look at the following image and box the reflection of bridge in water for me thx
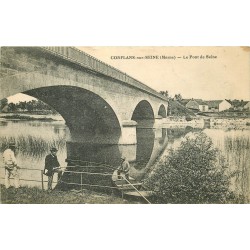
[66,127,169,181]
[64,125,200,184]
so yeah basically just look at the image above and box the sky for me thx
[7,94,37,104]
[77,46,250,101]
[7,46,250,103]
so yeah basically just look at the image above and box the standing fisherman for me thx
[44,147,62,191]
[3,143,20,189]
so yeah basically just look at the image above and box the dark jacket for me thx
[44,154,60,176]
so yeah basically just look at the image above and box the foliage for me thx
[5,99,58,114]
[159,90,169,98]
[185,115,193,121]
[224,136,249,203]
[0,135,66,159]
[174,93,182,101]
[145,133,236,204]
[168,100,195,116]
[0,98,8,111]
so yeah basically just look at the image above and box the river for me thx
[0,115,249,202]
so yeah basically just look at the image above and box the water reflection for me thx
[132,128,155,170]
[66,127,168,180]
[0,118,249,202]
[66,142,121,166]
[0,120,8,126]
[0,119,68,189]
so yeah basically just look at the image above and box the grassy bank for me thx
[0,185,132,204]
[0,135,66,158]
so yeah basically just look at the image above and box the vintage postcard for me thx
[0,46,249,204]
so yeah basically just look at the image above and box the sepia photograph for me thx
[0,46,249,204]
[1,1,250,250]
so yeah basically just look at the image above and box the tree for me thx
[0,98,8,111]
[174,93,182,101]
[8,102,17,112]
[159,90,169,99]
[26,101,34,112]
[19,101,27,111]
[144,133,236,204]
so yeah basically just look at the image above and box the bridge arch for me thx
[24,86,122,144]
[131,100,155,128]
[158,104,167,118]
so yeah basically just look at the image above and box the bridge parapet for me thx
[41,47,167,101]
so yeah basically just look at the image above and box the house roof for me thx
[180,99,250,109]
[195,99,208,105]
[226,99,249,107]
[180,99,208,106]
[205,100,223,108]
[179,99,190,105]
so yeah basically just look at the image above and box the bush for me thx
[145,133,236,204]
[185,115,193,121]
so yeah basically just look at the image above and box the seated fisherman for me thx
[117,156,130,181]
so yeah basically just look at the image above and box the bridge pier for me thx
[119,120,137,145]
[154,127,163,139]
[154,115,164,128]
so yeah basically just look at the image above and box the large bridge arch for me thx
[25,86,122,144]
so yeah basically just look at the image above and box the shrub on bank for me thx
[144,133,237,204]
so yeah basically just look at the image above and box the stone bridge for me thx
[0,47,168,145]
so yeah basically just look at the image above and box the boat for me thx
[111,170,154,202]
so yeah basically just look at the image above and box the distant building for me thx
[180,99,249,113]
[218,100,231,112]
[206,100,223,112]
[185,99,208,112]
[179,99,190,107]
[244,101,250,110]
[227,100,249,111]
[204,99,232,112]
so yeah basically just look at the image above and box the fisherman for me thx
[44,147,62,191]
[117,156,130,181]
[3,143,20,189]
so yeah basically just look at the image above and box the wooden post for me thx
[41,170,44,190]
[81,173,83,194]
[121,178,124,199]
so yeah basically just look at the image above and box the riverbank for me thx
[0,113,64,122]
[209,117,250,127]
[163,116,204,128]
[0,185,133,204]
[162,116,250,129]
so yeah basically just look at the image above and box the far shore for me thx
[164,116,250,126]
[1,112,250,127]
[0,112,64,122]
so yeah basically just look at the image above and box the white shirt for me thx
[3,149,17,165]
